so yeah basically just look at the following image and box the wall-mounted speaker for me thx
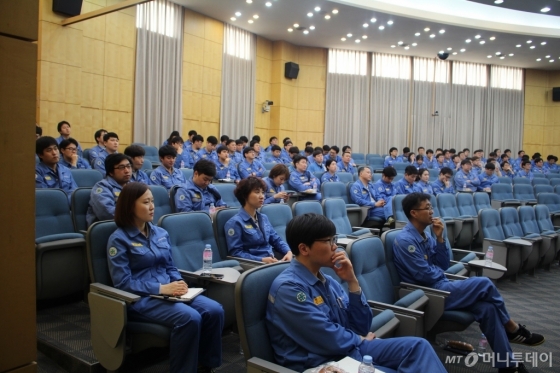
[53,0,83,17]
[553,87,560,102]
[284,62,299,79]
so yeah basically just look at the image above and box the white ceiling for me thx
[172,0,560,70]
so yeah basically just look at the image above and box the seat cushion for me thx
[127,321,171,340]
[370,309,396,332]
[440,310,476,324]
[394,289,425,308]
[212,259,241,269]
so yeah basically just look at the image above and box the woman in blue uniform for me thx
[263,164,290,204]
[107,182,224,373]
[225,177,292,263]
[413,168,433,195]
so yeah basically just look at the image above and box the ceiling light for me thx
[500,56,505,59]
[230,17,236,21]
[439,50,444,54]
[466,39,471,43]
[332,9,339,14]
[248,19,253,23]
[309,26,315,30]
[412,43,417,46]
[541,7,551,13]
[355,39,360,43]
[288,28,293,32]
[530,46,536,49]
[253,14,259,19]
[495,51,501,55]
[314,6,320,11]
[347,33,353,37]
[536,58,541,61]
[516,44,521,47]
[460,48,466,52]
[370,18,377,23]
[404,46,410,50]
[303,30,309,34]
[265,2,272,7]
[475,35,481,39]
[429,34,435,38]
[439,29,445,34]
[509,53,514,56]
[246,0,252,3]
[447,47,452,51]
[341,37,346,41]
[541,42,547,45]
[363,23,369,28]
[487,55,492,58]
[325,14,331,19]
[494,0,503,3]
[379,25,385,30]
[307,12,313,17]
[387,20,394,25]
[362,35,367,39]
[294,23,299,27]
[480,40,486,44]
[391,45,396,48]
[452,52,457,55]
[415,32,421,36]
[550,60,555,63]
[546,55,551,58]
[490,36,496,40]
[398,41,403,45]
[235,12,241,16]
[527,40,532,43]
[424,28,430,32]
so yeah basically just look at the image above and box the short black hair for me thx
[250,140,260,148]
[271,144,281,152]
[239,136,249,143]
[188,130,197,137]
[170,136,184,144]
[305,141,313,147]
[103,132,119,142]
[289,146,300,155]
[206,136,218,145]
[158,145,177,158]
[463,148,470,152]
[216,145,228,154]
[36,126,43,137]
[547,155,558,162]
[449,148,456,154]
[330,145,340,154]
[235,139,244,145]
[220,135,229,142]
[193,159,216,177]
[106,153,132,177]
[36,136,58,155]
[234,176,266,206]
[382,167,397,177]
[439,167,453,176]
[326,159,337,168]
[286,214,336,256]
[322,145,331,152]
[418,146,425,151]
[342,145,351,153]
[518,150,524,155]
[59,138,79,149]
[436,153,444,159]
[426,149,434,155]
[460,159,472,166]
[402,192,431,219]
[124,145,145,158]
[389,147,397,153]
[485,162,496,170]
[57,120,70,132]
[404,166,418,175]
[304,146,313,154]
[403,147,410,153]
[293,155,307,165]
[243,147,255,157]
[284,141,293,147]
[312,149,323,157]
[167,131,180,142]
[358,166,370,175]
[94,129,107,141]
[534,157,543,164]
[225,139,236,146]
[192,134,204,143]
[269,136,277,144]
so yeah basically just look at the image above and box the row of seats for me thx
[491,184,560,210]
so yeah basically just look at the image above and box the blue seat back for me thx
[480,208,506,241]
[143,146,159,163]
[532,178,549,185]
[373,173,382,182]
[498,177,512,184]
[549,178,560,187]
[149,185,171,224]
[555,185,560,195]
[260,204,293,242]
[353,153,365,163]
[534,204,556,233]
[429,169,439,180]
[83,149,91,163]
[491,183,514,200]
[263,162,275,170]
[70,169,103,187]
[71,187,92,232]
[86,221,118,285]
[392,163,408,173]
[473,192,491,212]
[513,184,536,202]
[456,192,477,217]
[368,158,384,168]
[392,194,408,223]
[533,173,546,179]
[36,189,75,238]
[323,198,353,235]
[380,229,404,288]
[313,171,325,180]
[537,193,560,212]
[518,206,541,236]
[512,177,531,185]
[321,182,349,203]
[214,207,240,260]
[181,168,193,180]
[429,194,442,218]
[338,172,354,184]
[292,201,323,216]
[213,183,240,208]
[500,207,524,238]
[393,174,403,182]
[236,262,290,361]
[142,159,153,170]
[437,193,460,218]
[533,185,553,197]
[348,236,395,305]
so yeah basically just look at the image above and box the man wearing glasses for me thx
[86,154,132,226]
[266,213,447,373]
[431,167,454,195]
[35,136,78,203]
[59,138,91,169]
[393,193,544,373]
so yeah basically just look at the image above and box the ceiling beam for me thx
[61,0,152,26]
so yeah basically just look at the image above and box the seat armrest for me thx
[352,227,380,235]
[483,238,507,246]
[503,238,533,247]
[247,357,298,373]
[455,217,475,223]
[36,238,86,252]
[178,269,199,281]
[367,300,424,318]
[452,248,485,258]
[399,282,450,297]
[90,282,140,303]
[445,273,468,281]
[226,256,263,265]
[523,235,543,243]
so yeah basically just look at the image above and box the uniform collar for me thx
[291,259,322,286]
[238,208,260,223]
[123,222,155,239]
[38,161,58,174]
[106,176,126,189]
[404,222,428,242]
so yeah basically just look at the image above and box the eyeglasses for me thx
[114,164,132,170]
[412,205,433,212]
[63,147,77,152]
[315,236,338,246]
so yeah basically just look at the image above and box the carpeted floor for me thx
[37,266,560,373]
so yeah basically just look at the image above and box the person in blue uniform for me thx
[478,163,499,192]
[337,152,356,175]
[93,132,120,177]
[88,129,107,164]
[544,155,559,172]
[213,146,240,183]
[174,159,227,213]
[501,161,515,179]
[266,145,284,164]
[393,193,544,373]
[471,156,483,176]
[189,135,204,165]
[162,130,180,146]
[124,145,151,184]
[86,154,132,226]
[250,140,265,162]
[263,164,290,204]
[197,136,218,162]
[183,130,197,152]
[431,167,455,195]
[264,136,278,153]
[384,147,398,167]
[516,161,534,181]
[432,153,445,171]
[371,167,397,226]
[280,141,293,164]
[307,150,326,173]
[150,146,186,191]
[349,167,387,228]
[56,120,83,157]
[324,145,341,165]
[454,159,480,192]
[532,158,549,175]
[35,136,78,203]
[238,147,265,179]
[170,136,194,169]
[107,182,223,373]
[289,155,321,200]
[225,177,292,263]
[321,159,340,183]
[442,150,453,169]
[394,166,417,195]
[512,151,525,172]
[396,146,410,163]
[59,138,91,169]
[424,149,435,169]
[413,168,433,195]
[266,213,447,373]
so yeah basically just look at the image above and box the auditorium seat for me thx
[70,169,102,187]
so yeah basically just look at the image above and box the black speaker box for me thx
[285,62,299,79]
[53,0,83,17]
[553,87,560,102]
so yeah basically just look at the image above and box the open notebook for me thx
[150,288,205,303]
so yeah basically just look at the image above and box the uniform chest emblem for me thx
[109,247,117,256]
[179,195,185,201]
[228,228,235,236]
[151,175,156,181]
[408,245,416,253]
[45,176,52,180]
[194,193,201,199]
[313,296,324,305]
[244,224,253,229]
[378,187,383,191]
[131,242,142,247]
[96,187,103,194]
[296,292,306,302]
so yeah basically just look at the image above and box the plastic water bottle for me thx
[485,246,494,266]
[463,182,467,191]
[226,170,231,180]
[180,160,184,168]
[478,333,487,357]
[203,244,212,275]
[312,180,317,192]
[358,355,375,373]
[209,203,216,215]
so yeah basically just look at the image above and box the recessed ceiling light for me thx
[541,42,547,45]
[546,55,551,58]
[527,40,532,43]
[288,28,293,32]
[248,19,253,23]
[265,2,272,7]
[452,52,457,55]
[509,53,514,56]
[439,50,444,54]
[460,48,466,52]
[231,17,236,21]
[362,35,367,39]
[363,23,369,28]
[536,58,541,61]
[341,37,346,41]
[495,51,501,55]
[500,56,505,59]
[439,29,445,34]
[447,47,452,51]
[466,39,471,43]
[235,12,241,16]
[490,36,496,41]
[404,46,410,50]
[332,9,339,14]
[530,46,536,49]
[412,43,417,46]
[398,41,403,45]
[303,30,309,34]
[370,18,377,23]
[309,26,315,30]
[550,59,555,63]
[246,0,252,3]
[379,25,385,30]
[325,14,331,19]
[415,32,421,36]
[475,35,481,39]
[391,45,396,48]
[253,14,259,19]
[480,40,486,44]
[347,33,353,37]
[487,55,492,58]
[307,12,313,17]
[355,39,360,43]
[387,20,394,25]
[494,0,503,3]
[424,27,430,32]
[541,7,551,13]
[314,6,320,11]
[516,44,521,47]
[294,23,299,27]
[429,34,435,38]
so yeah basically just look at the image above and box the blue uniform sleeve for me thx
[224,218,265,261]
[174,186,194,212]
[93,157,106,177]
[89,185,117,221]
[239,164,251,179]
[289,173,310,192]
[349,183,375,207]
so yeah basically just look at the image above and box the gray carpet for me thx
[37,266,560,373]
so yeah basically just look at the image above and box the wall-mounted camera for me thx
[432,110,439,116]
[262,100,274,113]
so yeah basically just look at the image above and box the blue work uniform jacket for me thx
[239,160,265,179]
[263,177,285,204]
[394,178,414,195]
[56,135,83,157]
[174,151,194,169]
[35,162,78,202]
[431,179,455,195]
[478,173,499,191]
[174,179,226,213]
[516,170,534,181]
[214,160,240,182]
[321,172,340,183]
[413,180,434,195]
[383,156,397,168]
[224,208,290,261]
[289,170,320,192]
[86,176,127,226]
[150,165,186,191]
[88,145,104,164]
[308,161,326,173]
[266,155,285,164]
[453,170,480,192]
[92,149,116,177]
[337,161,356,175]
[59,157,91,170]
[131,169,151,184]
[197,148,218,162]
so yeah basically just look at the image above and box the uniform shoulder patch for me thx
[97,160,102,165]
[179,194,185,201]
[228,228,235,236]
[296,292,306,302]
[109,247,117,257]
[151,175,156,181]
[35,173,39,180]
[408,245,416,253]
[96,187,103,194]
